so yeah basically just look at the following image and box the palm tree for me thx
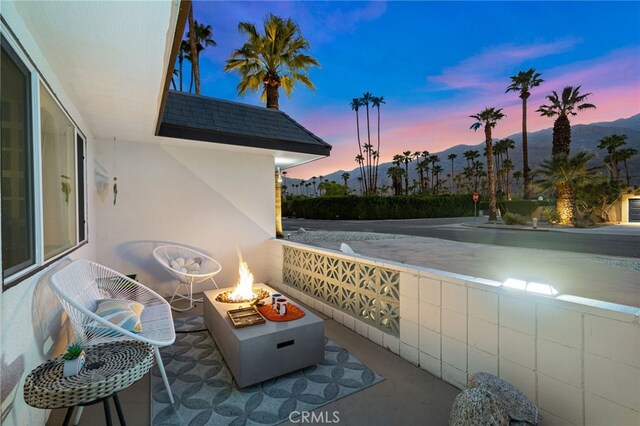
[597,134,627,182]
[224,13,319,110]
[355,154,366,193]
[361,93,374,192]
[187,20,217,93]
[187,4,200,95]
[177,40,190,92]
[372,96,385,191]
[429,155,440,191]
[617,147,638,186]
[513,170,523,195]
[341,172,350,190]
[470,108,505,221]
[447,153,457,192]
[502,159,514,199]
[386,166,406,196]
[534,152,602,225]
[350,99,367,194]
[402,151,413,195]
[432,165,443,194]
[537,86,596,156]
[463,150,479,168]
[507,68,543,199]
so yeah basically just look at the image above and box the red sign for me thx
[473,192,479,203]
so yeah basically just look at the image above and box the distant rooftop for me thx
[158,91,331,157]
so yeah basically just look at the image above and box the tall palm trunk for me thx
[623,158,631,186]
[264,72,281,110]
[354,110,367,194]
[365,105,373,194]
[556,182,574,225]
[374,107,381,193]
[450,159,455,192]
[521,94,532,199]
[485,126,497,221]
[404,161,410,195]
[179,55,184,91]
[188,6,200,95]
[552,114,571,156]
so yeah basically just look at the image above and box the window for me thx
[1,36,35,278]
[40,84,77,259]
[1,31,87,288]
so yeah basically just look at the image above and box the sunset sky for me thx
[190,1,640,179]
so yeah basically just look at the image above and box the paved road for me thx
[283,217,640,258]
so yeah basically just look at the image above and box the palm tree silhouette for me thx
[537,85,595,156]
[507,68,543,199]
[187,20,217,93]
[470,108,505,221]
[447,153,457,192]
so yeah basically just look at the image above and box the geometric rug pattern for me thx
[151,329,383,425]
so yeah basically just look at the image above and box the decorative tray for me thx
[257,303,306,322]
[227,306,265,328]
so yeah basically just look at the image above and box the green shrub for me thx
[542,207,561,225]
[502,212,529,225]
[283,194,474,220]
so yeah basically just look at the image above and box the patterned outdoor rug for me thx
[151,330,383,425]
[173,315,206,333]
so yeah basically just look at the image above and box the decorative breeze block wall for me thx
[282,245,400,337]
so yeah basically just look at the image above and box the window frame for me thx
[1,33,35,278]
[1,24,88,290]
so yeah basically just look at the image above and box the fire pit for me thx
[215,252,269,304]
[215,288,270,304]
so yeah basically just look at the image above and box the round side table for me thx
[24,340,154,426]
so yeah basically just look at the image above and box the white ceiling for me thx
[14,0,178,143]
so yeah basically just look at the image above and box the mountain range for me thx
[287,114,640,192]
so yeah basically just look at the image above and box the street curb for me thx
[462,223,553,232]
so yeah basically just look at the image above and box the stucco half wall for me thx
[94,138,277,296]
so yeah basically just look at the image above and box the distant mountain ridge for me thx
[287,114,640,192]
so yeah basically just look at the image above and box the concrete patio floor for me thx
[46,295,459,426]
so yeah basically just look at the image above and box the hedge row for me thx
[478,200,555,217]
[283,195,475,220]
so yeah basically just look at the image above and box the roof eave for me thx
[158,123,332,157]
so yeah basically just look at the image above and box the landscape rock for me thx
[448,387,510,426]
[468,372,541,425]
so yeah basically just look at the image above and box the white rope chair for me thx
[50,259,176,407]
[153,245,221,312]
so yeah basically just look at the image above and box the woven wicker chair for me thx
[50,259,176,408]
[153,245,221,311]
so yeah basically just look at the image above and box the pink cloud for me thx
[427,39,579,91]
[288,46,639,179]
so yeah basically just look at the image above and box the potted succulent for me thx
[62,343,86,377]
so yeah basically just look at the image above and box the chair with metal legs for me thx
[50,259,176,411]
[153,245,221,311]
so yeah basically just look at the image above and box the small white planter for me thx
[63,351,86,377]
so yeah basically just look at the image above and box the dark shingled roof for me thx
[158,91,331,157]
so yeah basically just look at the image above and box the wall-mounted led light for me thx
[503,278,559,297]
[526,282,558,296]
[503,278,527,290]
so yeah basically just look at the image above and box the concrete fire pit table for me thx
[203,285,325,387]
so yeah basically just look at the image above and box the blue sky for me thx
[187,1,640,178]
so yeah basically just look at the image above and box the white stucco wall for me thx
[93,138,276,296]
[1,5,99,425]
